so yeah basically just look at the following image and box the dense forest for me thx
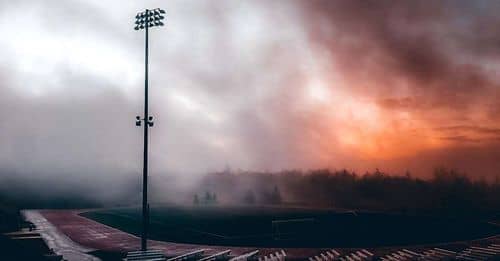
[197,168,500,218]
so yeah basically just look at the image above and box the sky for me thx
[1,0,500,188]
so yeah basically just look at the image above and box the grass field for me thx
[81,205,500,248]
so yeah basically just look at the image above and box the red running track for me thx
[39,209,323,259]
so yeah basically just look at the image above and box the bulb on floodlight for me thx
[133,9,166,30]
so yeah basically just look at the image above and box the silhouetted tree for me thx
[243,190,256,205]
[205,191,211,203]
[212,193,217,204]
[270,185,282,205]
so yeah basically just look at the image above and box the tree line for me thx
[197,168,500,218]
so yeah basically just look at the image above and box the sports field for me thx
[81,205,499,248]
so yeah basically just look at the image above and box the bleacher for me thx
[337,249,373,261]
[198,250,231,261]
[123,243,500,261]
[379,248,422,260]
[308,249,341,261]
[125,249,166,261]
[378,244,500,260]
[381,247,458,260]
[167,249,207,261]
[456,244,500,260]
[229,250,259,261]
[257,250,286,261]
[308,249,373,261]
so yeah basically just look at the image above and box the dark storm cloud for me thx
[300,0,500,110]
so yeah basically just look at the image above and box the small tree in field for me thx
[205,191,211,203]
[270,185,282,205]
[243,189,256,205]
[212,193,218,204]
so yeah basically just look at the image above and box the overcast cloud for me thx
[1,0,500,196]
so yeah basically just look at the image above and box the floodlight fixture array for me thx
[135,8,165,30]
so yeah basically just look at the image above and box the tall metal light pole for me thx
[134,8,165,252]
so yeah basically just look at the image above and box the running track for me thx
[32,209,320,259]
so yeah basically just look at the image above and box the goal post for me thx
[272,218,316,240]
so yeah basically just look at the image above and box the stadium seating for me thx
[125,249,166,261]
[380,247,455,260]
[124,243,500,261]
[337,249,373,261]
[167,249,207,261]
[308,249,374,261]
[229,250,259,261]
[378,244,500,260]
[308,249,341,260]
[198,250,231,261]
[456,244,500,260]
[258,250,286,261]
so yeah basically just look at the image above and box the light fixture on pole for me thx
[134,8,165,252]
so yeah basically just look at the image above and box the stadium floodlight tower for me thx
[134,8,165,252]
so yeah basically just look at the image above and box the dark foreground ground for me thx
[0,233,54,261]
[81,205,500,248]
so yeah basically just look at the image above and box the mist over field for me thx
[1,0,500,205]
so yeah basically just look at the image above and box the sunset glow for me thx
[1,0,500,180]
